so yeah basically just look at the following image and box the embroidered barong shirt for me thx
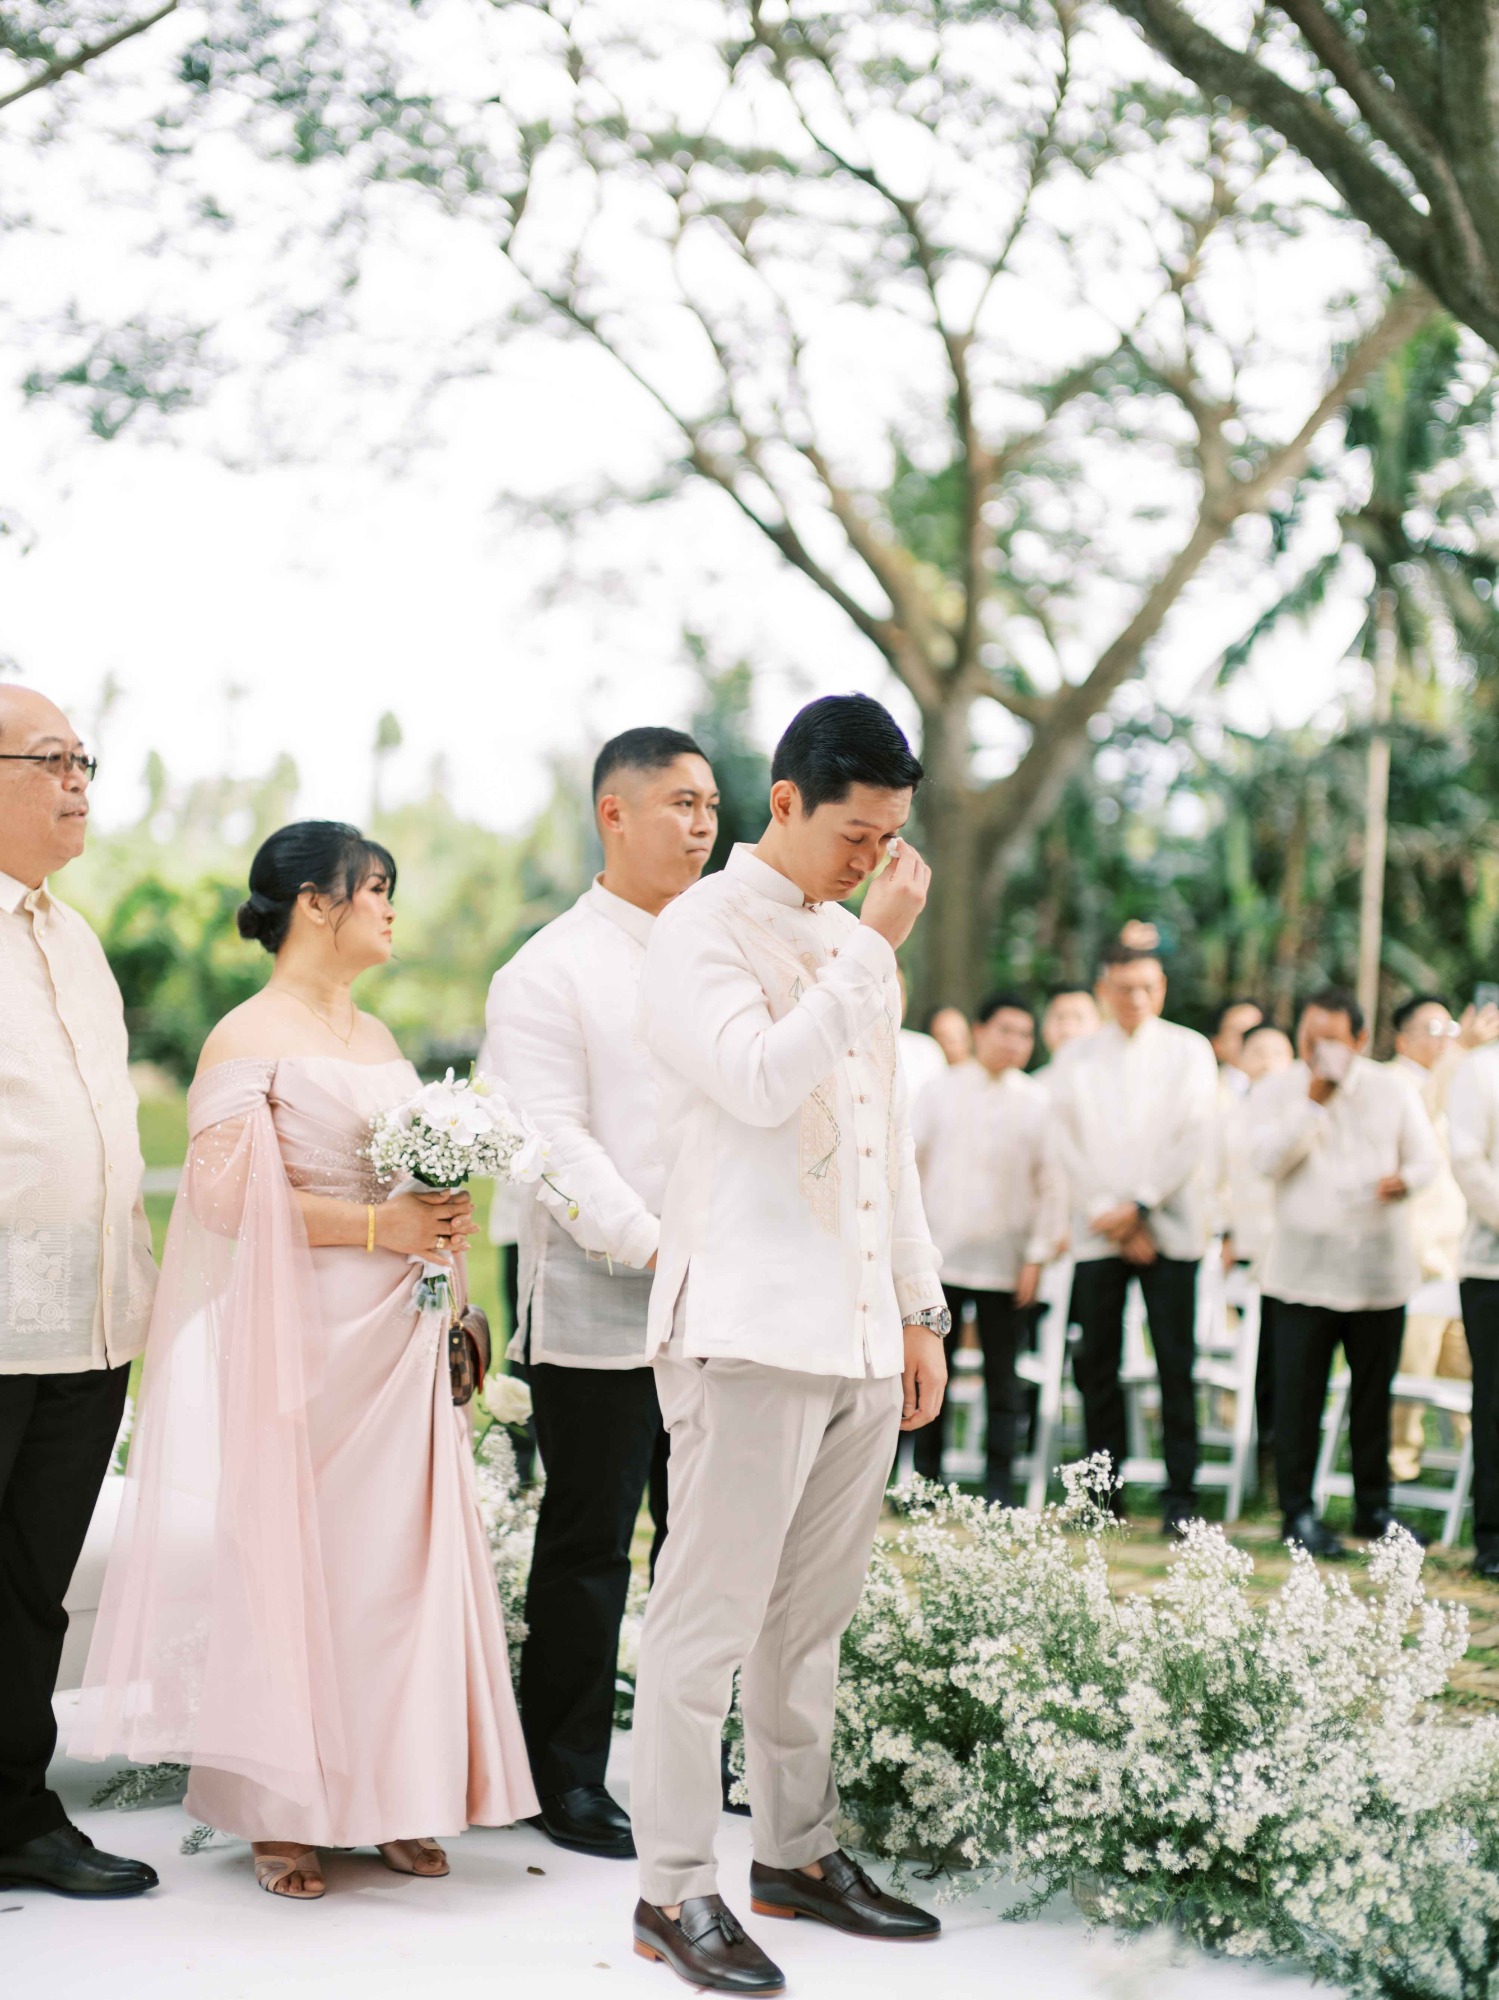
[481,878,661,1369]
[639,845,944,1379]
[0,869,155,1373]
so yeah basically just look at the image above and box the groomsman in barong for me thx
[482,727,719,1859]
[1047,943,1220,1532]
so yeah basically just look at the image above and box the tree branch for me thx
[0,0,178,114]
[977,282,1438,863]
[1107,0,1499,346]
[1272,0,1479,269]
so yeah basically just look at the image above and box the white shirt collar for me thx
[0,869,45,916]
[725,843,810,910]
[584,876,656,948]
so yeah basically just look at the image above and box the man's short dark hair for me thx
[1098,941,1163,976]
[1303,985,1365,1039]
[592,727,705,801]
[770,694,923,813]
[975,991,1035,1028]
[921,1003,966,1033]
[1045,982,1093,1004]
[1208,997,1264,1037]
[1392,992,1453,1036]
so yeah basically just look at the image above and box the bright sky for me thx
[0,0,1400,837]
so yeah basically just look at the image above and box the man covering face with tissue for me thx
[1249,988,1442,1560]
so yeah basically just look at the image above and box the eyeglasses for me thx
[0,751,98,782]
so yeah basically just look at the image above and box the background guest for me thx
[1218,1022,1295,1479]
[896,968,947,1100]
[1038,984,1101,1073]
[482,728,718,1862]
[910,992,1065,1504]
[1209,998,1267,1096]
[1449,1032,1499,1580]
[1387,994,1478,1483]
[0,684,159,1901]
[925,1003,973,1068]
[1049,943,1219,1531]
[1251,989,1441,1559]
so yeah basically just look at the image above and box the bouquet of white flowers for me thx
[368,1068,574,1318]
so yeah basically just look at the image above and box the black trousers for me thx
[1070,1256,1199,1504]
[520,1361,667,1797]
[1250,1283,1278,1449]
[912,1286,1028,1503]
[1461,1279,1499,1557]
[0,1364,129,1851]
[1272,1299,1403,1524]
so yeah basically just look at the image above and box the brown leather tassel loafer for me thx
[749,1849,941,1940]
[633,1896,786,1994]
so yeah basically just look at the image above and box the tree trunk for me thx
[1357,588,1398,1035]
[1271,790,1310,1029]
[914,700,987,1015]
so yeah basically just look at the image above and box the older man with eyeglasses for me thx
[0,684,158,1900]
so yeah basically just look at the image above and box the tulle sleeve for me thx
[69,1059,347,1797]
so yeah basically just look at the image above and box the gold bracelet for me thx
[366,1203,377,1253]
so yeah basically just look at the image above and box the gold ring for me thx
[436,1235,449,1250]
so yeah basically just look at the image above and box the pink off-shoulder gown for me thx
[72,1055,539,1848]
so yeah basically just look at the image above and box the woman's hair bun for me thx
[235,889,284,947]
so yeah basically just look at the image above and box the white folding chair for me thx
[1313,1365,1473,1545]
[939,1341,988,1483]
[1015,1255,1077,1513]
[1116,1247,1262,1522]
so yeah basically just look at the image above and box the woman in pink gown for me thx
[72,822,538,1898]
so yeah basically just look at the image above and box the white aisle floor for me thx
[16,1699,1324,2000]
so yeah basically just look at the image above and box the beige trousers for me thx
[631,1352,903,1907]
[1390,1313,1471,1483]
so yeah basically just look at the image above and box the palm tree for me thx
[1213,317,1499,1031]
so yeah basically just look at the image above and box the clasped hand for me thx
[377,1187,478,1259]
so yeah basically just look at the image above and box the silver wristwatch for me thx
[904,1305,953,1339]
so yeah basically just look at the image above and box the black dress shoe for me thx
[1161,1499,1198,1537]
[749,1849,940,1940]
[1473,1549,1499,1582]
[1283,1511,1348,1559]
[0,1823,158,1898]
[530,1784,635,1858]
[1353,1507,1431,1547]
[634,1896,785,1994]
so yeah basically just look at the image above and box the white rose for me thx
[482,1373,533,1427]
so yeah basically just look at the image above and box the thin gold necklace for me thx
[284,987,357,1049]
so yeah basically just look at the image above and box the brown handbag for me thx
[449,1304,492,1407]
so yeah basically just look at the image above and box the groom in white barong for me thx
[630,694,948,1996]
[482,727,719,1860]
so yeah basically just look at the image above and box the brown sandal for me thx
[252,1845,325,1899]
[377,1838,449,1878]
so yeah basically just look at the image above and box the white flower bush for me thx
[832,1457,1499,1998]
[472,1424,539,1691]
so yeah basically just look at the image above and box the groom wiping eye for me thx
[627,691,948,1995]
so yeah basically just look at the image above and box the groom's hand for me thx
[861,841,931,952]
[899,1324,947,1431]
